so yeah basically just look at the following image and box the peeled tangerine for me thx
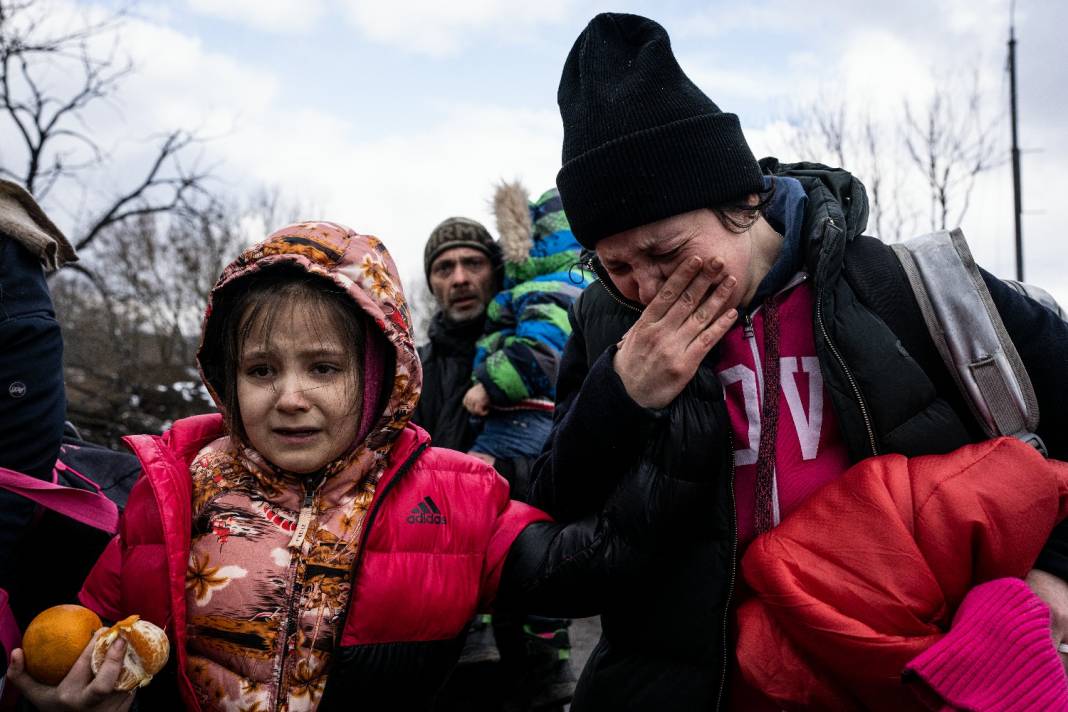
[90,614,170,691]
[22,604,103,685]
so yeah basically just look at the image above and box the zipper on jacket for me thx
[328,442,429,659]
[715,436,738,712]
[583,254,643,314]
[742,310,764,424]
[814,219,878,458]
[742,270,808,343]
[288,474,324,551]
[274,473,324,711]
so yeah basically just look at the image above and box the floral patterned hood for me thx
[188,223,423,710]
[196,221,421,468]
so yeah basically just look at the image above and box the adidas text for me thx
[408,496,447,525]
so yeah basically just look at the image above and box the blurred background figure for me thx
[415,201,590,711]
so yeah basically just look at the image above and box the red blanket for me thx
[737,437,1068,711]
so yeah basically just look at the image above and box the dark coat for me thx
[413,311,485,452]
[529,161,1068,711]
[0,236,66,593]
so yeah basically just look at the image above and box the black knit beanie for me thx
[556,13,765,249]
[423,217,503,287]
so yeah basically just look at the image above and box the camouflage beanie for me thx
[423,217,502,287]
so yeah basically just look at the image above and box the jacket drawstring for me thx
[754,297,781,536]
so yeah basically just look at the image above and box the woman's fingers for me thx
[614,258,736,409]
[687,307,739,359]
[682,274,737,345]
[659,259,725,330]
[642,256,704,322]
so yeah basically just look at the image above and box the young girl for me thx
[7,222,679,711]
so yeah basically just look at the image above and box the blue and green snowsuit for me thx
[472,189,592,411]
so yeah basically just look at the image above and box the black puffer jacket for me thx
[412,311,485,452]
[529,160,1068,711]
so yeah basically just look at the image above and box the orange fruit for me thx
[91,614,170,691]
[22,604,102,685]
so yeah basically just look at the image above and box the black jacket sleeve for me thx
[527,297,661,521]
[492,456,536,503]
[982,269,1068,578]
[498,363,730,617]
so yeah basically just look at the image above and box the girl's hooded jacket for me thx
[77,223,663,711]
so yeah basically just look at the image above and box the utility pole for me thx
[1008,0,1024,280]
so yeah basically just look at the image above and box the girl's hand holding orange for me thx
[6,605,169,711]
[7,628,133,712]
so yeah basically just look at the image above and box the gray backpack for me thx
[891,228,1062,454]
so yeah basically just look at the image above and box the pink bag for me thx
[0,587,19,709]
[0,465,118,534]
[0,465,119,708]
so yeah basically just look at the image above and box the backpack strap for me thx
[0,466,118,534]
[890,229,1044,453]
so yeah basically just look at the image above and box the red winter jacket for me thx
[736,437,1068,711]
[79,413,549,711]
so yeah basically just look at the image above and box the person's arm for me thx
[524,288,655,520]
[483,261,740,613]
[982,269,1068,462]
[491,456,534,503]
[529,257,738,521]
[0,237,66,479]
[527,342,660,520]
[490,361,730,615]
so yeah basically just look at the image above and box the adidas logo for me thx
[407,496,447,525]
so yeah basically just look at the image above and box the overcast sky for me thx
[15,0,1068,304]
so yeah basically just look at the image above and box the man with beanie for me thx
[415,216,503,451]
[529,12,1068,711]
[415,216,577,712]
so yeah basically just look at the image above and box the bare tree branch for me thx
[2,0,214,255]
[903,70,1005,232]
[791,65,1002,242]
[1,0,227,443]
[0,0,125,58]
[75,131,213,251]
